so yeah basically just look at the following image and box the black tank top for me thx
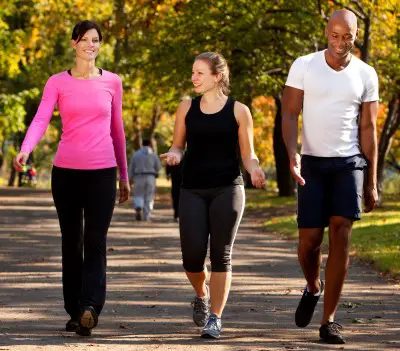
[181,96,243,189]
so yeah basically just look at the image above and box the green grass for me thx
[246,189,400,277]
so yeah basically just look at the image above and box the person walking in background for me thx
[161,52,265,339]
[166,163,182,221]
[14,20,130,337]
[282,9,379,344]
[129,139,162,222]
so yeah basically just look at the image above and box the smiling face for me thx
[325,10,358,59]
[191,59,221,94]
[71,28,101,61]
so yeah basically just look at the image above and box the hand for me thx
[250,168,266,189]
[160,151,182,166]
[364,185,378,213]
[118,180,130,204]
[14,152,29,172]
[289,153,305,186]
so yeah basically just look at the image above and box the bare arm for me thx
[282,86,303,159]
[359,100,379,211]
[160,99,191,165]
[281,85,305,185]
[235,102,265,188]
[235,102,259,173]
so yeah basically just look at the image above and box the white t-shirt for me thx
[285,50,379,157]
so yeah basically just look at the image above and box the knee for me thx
[182,251,206,273]
[210,247,232,272]
[329,217,352,247]
[298,235,323,254]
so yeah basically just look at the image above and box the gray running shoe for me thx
[201,313,222,339]
[191,292,210,327]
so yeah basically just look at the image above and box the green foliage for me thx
[244,189,400,277]
[0,88,39,141]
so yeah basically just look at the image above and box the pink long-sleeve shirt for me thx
[21,70,128,181]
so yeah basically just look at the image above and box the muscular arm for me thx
[281,86,305,185]
[281,86,303,160]
[359,100,379,211]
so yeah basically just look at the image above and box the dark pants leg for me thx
[171,181,181,218]
[52,166,116,317]
[52,167,84,319]
[80,168,116,314]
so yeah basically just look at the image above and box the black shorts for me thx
[297,154,367,228]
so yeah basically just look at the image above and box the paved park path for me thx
[0,187,399,351]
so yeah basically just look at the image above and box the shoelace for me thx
[191,297,208,313]
[327,321,343,333]
[205,316,220,331]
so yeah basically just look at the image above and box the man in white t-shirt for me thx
[282,9,379,344]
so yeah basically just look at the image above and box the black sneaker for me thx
[135,208,142,221]
[201,314,222,339]
[65,318,79,332]
[295,279,324,327]
[319,321,345,344]
[191,292,210,327]
[76,306,98,337]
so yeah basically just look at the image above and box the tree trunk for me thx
[377,94,400,203]
[273,96,295,196]
[148,102,161,153]
[113,0,126,69]
[132,114,142,150]
[8,161,16,187]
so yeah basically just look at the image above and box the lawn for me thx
[245,189,400,277]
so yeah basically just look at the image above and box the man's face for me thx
[325,22,358,59]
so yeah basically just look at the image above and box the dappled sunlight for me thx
[0,187,399,350]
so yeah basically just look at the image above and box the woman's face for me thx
[192,59,219,94]
[72,28,101,61]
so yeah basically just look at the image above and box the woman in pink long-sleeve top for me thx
[14,20,130,336]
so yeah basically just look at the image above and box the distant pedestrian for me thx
[129,139,162,221]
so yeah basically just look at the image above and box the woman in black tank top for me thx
[161,52,265,339]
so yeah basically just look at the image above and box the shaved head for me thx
[325,9,358,60]
[328,9,358,32]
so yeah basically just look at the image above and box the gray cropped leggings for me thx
[179,185,245,272]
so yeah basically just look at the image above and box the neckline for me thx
[66,68,104,81]
[199,96,230,116]
[322,50,353,74]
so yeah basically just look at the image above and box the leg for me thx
[322,216,353,323]
[51,167,84,319]
[208,185,245,317]
[133,176,145,218]
[295,156,328,327]
[322,163,364,324]
[298,228,324,294]
[81,168,116,315]
[179,188,209,297]
[143,175,156,221]
[171,179,181,219]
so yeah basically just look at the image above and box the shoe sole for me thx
[201,332,220,339]
[320,337,345,344]
[80,310,96,329]
[65,324,79,332]
[76,327,91,336]
[194,319,208,327]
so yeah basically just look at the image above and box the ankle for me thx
[306,279,321,294]
[196,285,209,299]
[210,312,221,318]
